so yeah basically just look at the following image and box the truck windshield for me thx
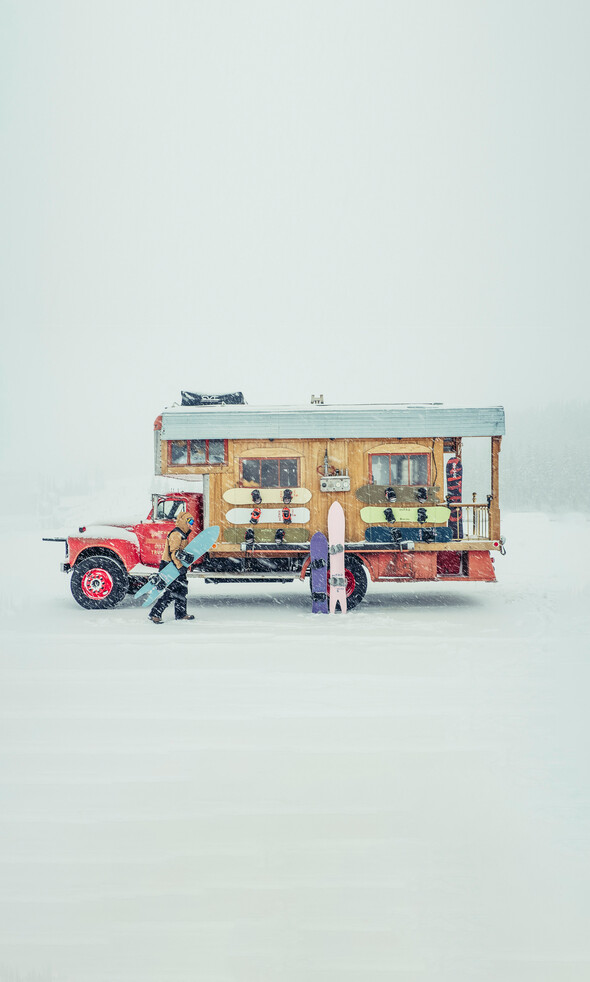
[154,499,187,521]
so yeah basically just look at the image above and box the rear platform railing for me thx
[450,503,490,540]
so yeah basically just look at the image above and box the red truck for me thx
[45,397,506,611]
[44,491,205,609]
[44,488,311,610]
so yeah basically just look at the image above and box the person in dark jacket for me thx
[149,511,196,623]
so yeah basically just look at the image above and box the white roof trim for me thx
[159,403,505,440]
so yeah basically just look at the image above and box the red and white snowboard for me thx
[446,456,463,539]
[226,507,310,525]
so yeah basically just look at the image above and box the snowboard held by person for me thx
[149,511,196,623]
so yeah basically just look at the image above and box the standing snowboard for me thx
[328,501,346,614]
[135,525,220,608]
[446,457,463,539]
[310,531,329,614]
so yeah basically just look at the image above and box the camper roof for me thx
[159,403,505,440]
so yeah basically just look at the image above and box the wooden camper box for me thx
[153,402,505,591]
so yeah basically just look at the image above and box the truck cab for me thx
[137,494,203,567]
[45,491,204,609]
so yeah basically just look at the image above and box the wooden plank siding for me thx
[162,436,446,546]
[489,436,502,542]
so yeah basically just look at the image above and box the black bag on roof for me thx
[181,391,245,406]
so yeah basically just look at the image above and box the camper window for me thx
[371,453,429,486]
[169,440,227,466]
[170,441,188,465]
[208,440,226,464]
[241,457,299,488]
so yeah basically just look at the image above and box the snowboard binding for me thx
[330,575,346,588]
[149,574,167,591]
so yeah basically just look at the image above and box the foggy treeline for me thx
[501,402,590,512]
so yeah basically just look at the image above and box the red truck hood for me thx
[72,524,141,544]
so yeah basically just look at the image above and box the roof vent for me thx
[311,394,324,405]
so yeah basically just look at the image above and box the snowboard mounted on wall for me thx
[226,507,310,525]
[365,526,453,544]
[359,506,451,525]
[134,525,220,608]
[223,527,309,544]
[223,487,312,505]
[355,484,441,505]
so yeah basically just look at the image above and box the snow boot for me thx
[149,614,163,624]
[176,614,195,621]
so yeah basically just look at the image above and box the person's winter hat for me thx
[175,511,195,534]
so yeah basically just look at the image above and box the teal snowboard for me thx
[135,525,220,608]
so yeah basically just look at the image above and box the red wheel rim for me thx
[81,568,114,600]
[344,568,356,597]
[326,568,356,598]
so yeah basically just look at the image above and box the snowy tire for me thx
[342,555,368,610]
[313,554,368,610]
[71,556,129,610]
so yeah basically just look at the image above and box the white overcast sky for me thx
[1,0,589,487]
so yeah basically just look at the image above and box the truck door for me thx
[136,497,188,567]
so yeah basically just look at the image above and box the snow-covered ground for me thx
[1,512,589,981]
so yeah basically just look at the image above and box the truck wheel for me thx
[343,555,368,610]
[315,555,368,610]
[71,556,129,610]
